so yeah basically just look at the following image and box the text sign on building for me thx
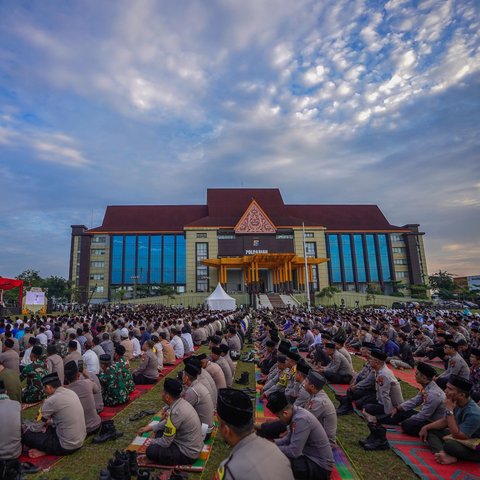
[245,249,269,255]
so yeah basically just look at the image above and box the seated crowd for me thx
[0,303,479,480]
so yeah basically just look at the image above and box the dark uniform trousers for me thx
[324,371,353,385]
[132,372,157,385]
[146,442,196,466]
[256,420,287,439]
[290,455,331,480]
[22,426,80,456]
[375,410,427,436]
[313,346,331,366]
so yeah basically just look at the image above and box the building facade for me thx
[69,188,428,303]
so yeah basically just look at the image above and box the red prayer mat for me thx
[387,365,421,389]
[386,425,480,480]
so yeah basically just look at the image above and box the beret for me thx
[296,360,311,376]
[184,362,201,378]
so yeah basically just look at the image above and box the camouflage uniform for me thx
[20,359,48,403]
[116,358,135,394]
[52,340,69,358]
[98,363,129,406]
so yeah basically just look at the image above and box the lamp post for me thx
[131,275,139,299]
[302,222,311,312]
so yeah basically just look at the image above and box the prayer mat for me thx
[332,444,362,480]
[126,417,218,473]
[21,401,41,411]
[387,365,420,389]
[255,367,277,423]
[18,453,62,472]
[386,425,480,480]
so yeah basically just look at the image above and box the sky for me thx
[0,0,479,281]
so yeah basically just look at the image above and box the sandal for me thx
[21,462,41,474]
[129,409,155,421]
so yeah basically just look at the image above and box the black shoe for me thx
[359,422,377,447]
[126,450,138,477]
[362,424,389,451]
[107,458,128,480]
[136,469,151,480]
[336,402,354,415]
[93,421,124,444]
[235,372,249,385]
[99,470,111,480]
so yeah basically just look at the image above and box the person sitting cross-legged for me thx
[137,378,203,466]
[420,375,480,464]
[22,372,86,458]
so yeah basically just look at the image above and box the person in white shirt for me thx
[45,325,53,342]
[36,327,48,347]
[82,344,100,374]
[131,333,142,358]
[21,337,38,367]
[181,328,194,354]
[170,329,184,359]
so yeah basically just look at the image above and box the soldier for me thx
[98,354,129,406]
[182,362,214,435]
[436,340,470,390]
[378,362,445,436]
[303,371,337,445]
[114,345,135,395]
[216,388,294,480]
[363,349,404,417]
[20,345,48,403]
[268,392,334,480]
[138,378,203,466]
[317,342,353,384]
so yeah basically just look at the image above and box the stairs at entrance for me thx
[267,293,286,308]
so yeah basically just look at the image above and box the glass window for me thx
[392,247,407,254]
[394,259,408,265]
[92,236,107,244]
[396,271,409,279]
[163,235,175,284]
[91,249,105,255]
[276,234,293,239]
[365,234,379,282]
[124,236,136,284]
[90,261,105,268]
[305,232,314,238]
[341,235,354,283]
[328,235,342,283]
[353,235,366,282]
[378,234,391,281]
[196,233,207,238]
[90,273,104,280]
[176,235,186,285]
[95,286,104,293]
[305,242,318,290]
[391,234,403,243]
[137,236,149,284]
[196,242,209,292]
[217,234,235,239]
[150,236,162,284]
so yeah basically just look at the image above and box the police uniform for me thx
[184,378,214,429]
[324,350,353,384]
[146,397,203,465]
[365,364,403,416]
[306,390,337,445]
[436,351,470,389]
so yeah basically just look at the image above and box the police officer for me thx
[436,340,470,390]
[138,378,203,466]
[267,391,334,480]
[182,362,215,435]
[378,362,446,436]
[216,388,294,480]
[363,349,404,416]
[317,342,353,384]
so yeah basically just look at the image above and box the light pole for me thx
[131,275,139,299]
[302,222,311,312]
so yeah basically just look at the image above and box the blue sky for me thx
[0,0,479,279]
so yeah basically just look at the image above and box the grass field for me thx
[22,341,430,480]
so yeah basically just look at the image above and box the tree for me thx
[43,276,69,301]
[366,283,382,303]
[429,270,455,291]
[16,269,43,287]
[409,284,429,299]
[391,280,406,297]
[317,286,341,299]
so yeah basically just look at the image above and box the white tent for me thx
[205,283,236,311]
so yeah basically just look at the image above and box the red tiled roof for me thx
[88,205,207,233]
[88,189,407,233]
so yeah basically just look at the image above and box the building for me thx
[454,275,480,291]
[69,188,428,303]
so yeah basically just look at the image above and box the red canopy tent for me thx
[0,277,24,307]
